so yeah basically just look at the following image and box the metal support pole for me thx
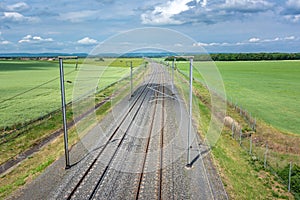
[249,134,252,155]
[75,57,78,71]
[231,122,235,138]
[59,58,70,169]
[264,144,268,169]
[187,58,193,168]
[130,61,133,97]
[239,129,242,146]
[172,58,175,95]
[288,162,292,192]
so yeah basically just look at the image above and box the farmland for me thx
[0,58,144,130]
[0,58,298,199]
[175,59,300,198]
[177,60,300,135]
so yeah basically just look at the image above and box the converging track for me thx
[10,61,228,200]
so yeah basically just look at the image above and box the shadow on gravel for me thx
[70,138,123,168]
[190,154,200,166]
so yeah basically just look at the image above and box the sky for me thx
[0,0,300,53]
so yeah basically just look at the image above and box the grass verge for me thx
[175,69,294,199]
[0,95,112,200]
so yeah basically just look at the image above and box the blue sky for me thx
[0,0,300,53]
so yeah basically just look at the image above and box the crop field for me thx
[177,60,300,135]
[0,58,144,129]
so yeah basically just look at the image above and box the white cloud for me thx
[1,12,39,23]
[141,0,193,25]
[281,0,300,22]
[23,35,32,40]
[259,36,296,43]
[193,42,233,47]
[201,0,207,7]
[284,14,300,22]
[0,3,35,23]
[0,31,11,45]
[18,35,32,43]
[77,37,98,45]
[140,0,274,25]
[286,0,300,9]
[174,43,183,47]
[222,0,273,12]
[194,35,297,47]
[193,0,207,7]
[0,40,11,45]
[6,2,30,12]
[193,42,209,47]
[18,35,53,43]
[263,37,279,42]
[284,36,296,40]
[2,12,25,22]
[248,36,297,44]
[249,37,260,42]
[59,10,99,23]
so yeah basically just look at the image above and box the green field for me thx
[0,58,297,199]
[0,58,144,129]
[177,60,300,135]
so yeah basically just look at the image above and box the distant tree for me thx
[96,57,105,61]
[199,53,300,61]
[165,56,188,61]
[166,53,300,61]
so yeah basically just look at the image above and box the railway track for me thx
[14,62,228,200]
[64,63,172,200]
[134,64,166,200]
[65,64,158,200]
[158,67,165,200]
[134,75,159,199]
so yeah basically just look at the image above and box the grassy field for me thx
[0,58,144,130]
[177,60,300,135]
[174,71,293,199]
[0,60,149,199]
[0,58,296,199]
[0,88,114,199]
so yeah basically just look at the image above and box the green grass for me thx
[0,58,144,129]
[177,60,300,135]
[176,72,293,199]
[0,58,145,164]
[212,134,276,199]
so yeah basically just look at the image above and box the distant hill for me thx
[0,53,88,58]
[0,52,177,58]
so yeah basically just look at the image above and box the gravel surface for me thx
[8,62,228,200]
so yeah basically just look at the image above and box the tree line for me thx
[165,53,300,61]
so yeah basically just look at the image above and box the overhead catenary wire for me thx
[1,63,144,133]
